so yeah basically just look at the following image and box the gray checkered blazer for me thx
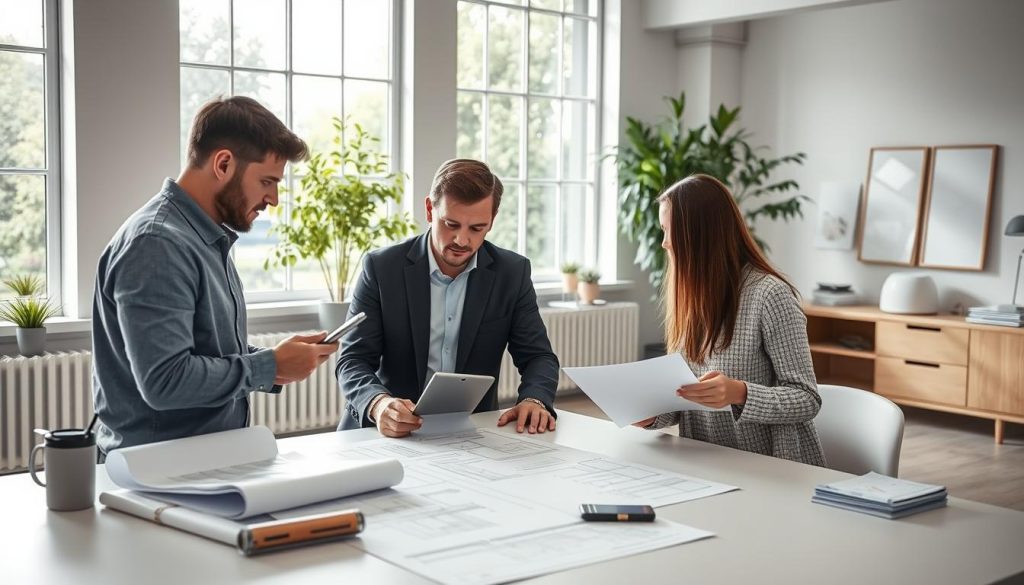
[650,268,827,466]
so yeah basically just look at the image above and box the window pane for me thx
[525,184,556,272]
[179,0,229,65]
[456,91,483,161]
[0,51,45,170]
[562,100,594,181]
[293,75,342,159]
[288,176,330,293]
[528,12,559,95]
[565,0,596,16]
[345,0,390,79]
[561,184,588,266]
[488,6,523,91]
[180,67,230,164]
[527,98,559,179]
[233,0,286,70]
[529,0,560,10]
[344,80,389,157]
[563,18,594,98]
[293,0,341,75]
[456,1,485,89]
[487,95,521,179]
[0,174,46,298]
[490,182,519,253]
[235,217,285,292]
[0,0,44,47]
[234,70,287,121]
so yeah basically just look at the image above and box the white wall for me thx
[739,0,1024,309]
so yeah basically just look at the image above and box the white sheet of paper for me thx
[563,353,728,427]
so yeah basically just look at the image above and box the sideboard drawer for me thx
[875,356,967,406]
[876,321,969,366]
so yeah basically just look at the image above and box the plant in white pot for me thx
[560,262,580,297]
[0,277,61,356]
[265,118,416,329]
[576,269,601,305]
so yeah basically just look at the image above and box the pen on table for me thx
[238,508,365,556]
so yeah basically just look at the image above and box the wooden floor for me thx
[556,392,1024,511]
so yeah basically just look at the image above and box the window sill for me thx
[0,316,92,339]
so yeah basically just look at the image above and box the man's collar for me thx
[161,178,236,246]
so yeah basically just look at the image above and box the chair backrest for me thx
[814,384,905,477]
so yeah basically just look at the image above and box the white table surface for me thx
[3,411,1023,585]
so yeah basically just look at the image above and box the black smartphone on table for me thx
[579,504,656,522]
[321,312,367,344]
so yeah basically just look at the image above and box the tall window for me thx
[0,0,61,302]
[456,0,599,278]
[179,0,395,299]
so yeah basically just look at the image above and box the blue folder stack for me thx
[812,472,947,519]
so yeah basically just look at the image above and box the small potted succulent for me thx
[560,262,580,295]
[1,275,61,357]
[576,269,601,305]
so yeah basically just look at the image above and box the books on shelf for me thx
[812,472,947,519]
[105,425,404,518]
[966,305,1024,328]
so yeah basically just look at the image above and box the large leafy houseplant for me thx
[265,118,416,303]
[614,93,808,293]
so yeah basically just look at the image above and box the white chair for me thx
[814,384,905,477]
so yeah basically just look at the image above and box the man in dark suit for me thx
[336,159,559,437]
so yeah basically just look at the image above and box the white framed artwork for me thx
[814,181,861,250]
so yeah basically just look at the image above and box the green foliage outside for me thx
[264,118,416,303]
[614,93,808,294]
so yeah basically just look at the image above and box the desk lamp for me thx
[999,215,1024,312]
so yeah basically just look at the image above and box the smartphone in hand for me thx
[579,504,656,522]
[321,312,367,344]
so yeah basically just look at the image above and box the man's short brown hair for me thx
[185,96,308,168]
[429,159,504,215]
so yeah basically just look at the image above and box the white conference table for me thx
[3,410,1024,584]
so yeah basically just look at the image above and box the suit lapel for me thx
[404,235,431,390]
[456,245,495,372]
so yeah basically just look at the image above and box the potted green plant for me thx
[3,274,45,297]
[560,262,580,295]
[0,296,61,357]
[577,269,601,305]
[266,118,417,329]
[613,92,808,295]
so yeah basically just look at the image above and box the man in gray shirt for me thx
[92,97,338,454]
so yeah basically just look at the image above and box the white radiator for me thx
[1,303,637,472]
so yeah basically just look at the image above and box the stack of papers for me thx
[812,472,947,519]
[966,305,1024,327]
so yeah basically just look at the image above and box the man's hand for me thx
[632,416,657,428]
[273,332,338,385]
[677,370,747,409]
[372,397,422,438]
[497,400,555,434]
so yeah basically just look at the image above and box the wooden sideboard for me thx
[803,304,1024,443]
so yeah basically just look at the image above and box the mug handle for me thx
[29,443,46,487]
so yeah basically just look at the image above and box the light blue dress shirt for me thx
[425,241,478,387]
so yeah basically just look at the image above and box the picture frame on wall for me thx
[815,181,861,250]
[857,146,931,265]
[918,145,998,271]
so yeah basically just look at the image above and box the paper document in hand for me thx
[563,353,728,427]
[105,426,404,518]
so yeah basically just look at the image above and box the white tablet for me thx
[413,372,495,416]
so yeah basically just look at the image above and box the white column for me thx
[674,23,746,129]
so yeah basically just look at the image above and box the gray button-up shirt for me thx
[424,241,477,386]
[92,178,278,453]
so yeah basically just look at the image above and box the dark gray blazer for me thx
[336,233,560,430]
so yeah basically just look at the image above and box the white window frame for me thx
[455,0,602,281]
[178,0,402,303]
[0,0,63,307]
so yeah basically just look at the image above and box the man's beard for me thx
[214,168,254,232]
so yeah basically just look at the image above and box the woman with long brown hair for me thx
[635,174,825,466]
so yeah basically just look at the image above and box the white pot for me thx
[16,327,46,357]
[561,273,579,294]
[318,301,351,331]
[577,282,600,305]
[879,273,939,315]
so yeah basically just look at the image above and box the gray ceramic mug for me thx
[29,428,96,511]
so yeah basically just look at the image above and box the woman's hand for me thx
[678,371,747,409]
[632,416,657,428]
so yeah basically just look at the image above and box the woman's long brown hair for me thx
[658,174,797,364]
